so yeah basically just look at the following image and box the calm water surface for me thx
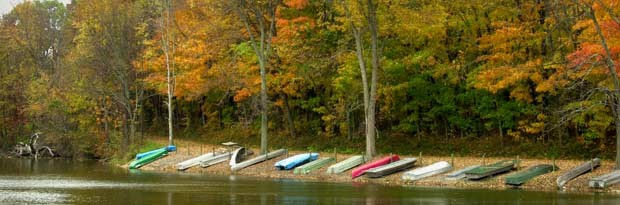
[0,158,619,204]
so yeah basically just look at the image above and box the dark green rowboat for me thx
[129,149,168,169]
[465,159,519,180]
[505,164,558,186]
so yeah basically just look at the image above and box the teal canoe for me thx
[129,149,167,169]
[135,148,166,160]
[505,164,558,186]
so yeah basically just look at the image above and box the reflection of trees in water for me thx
[167,192,172,205]
[365,184,377,205]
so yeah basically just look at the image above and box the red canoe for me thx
[351,155,400,178]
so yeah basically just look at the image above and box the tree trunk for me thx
[499,121,504,148]
[122,116,129,150]
[259,54,268,154]
[352,27,369,146]
[366,0,379,157]
[343,0,379,158]
[347,108,353,141]
[233,0,278,154]
[163,0,174,146]
[281,94,296,138]
[586,5,620,169]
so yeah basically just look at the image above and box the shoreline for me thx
[123,139,620,194]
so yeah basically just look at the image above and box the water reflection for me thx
[167,191,173,205]
[0,190,68,204]
[0,158,619,204]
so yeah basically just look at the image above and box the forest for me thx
[0,0,619,162]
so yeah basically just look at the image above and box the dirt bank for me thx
[122,138,620,193]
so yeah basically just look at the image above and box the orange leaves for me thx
[566,6,620,78]
[273,17,313,44]
[567,43,605,68]
[234,88,254,102]
[474,59,543,102]
[284,0,309,9]
[474,2,549,103]
[138,1,243,100]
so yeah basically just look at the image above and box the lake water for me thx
[0,158,619,204]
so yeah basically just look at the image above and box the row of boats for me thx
[128,146,620,189]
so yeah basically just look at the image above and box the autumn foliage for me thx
[1,0,620,158]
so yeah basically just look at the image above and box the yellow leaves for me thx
[522,121,545,135]
[510,85,533,102]
[385,2,447,46]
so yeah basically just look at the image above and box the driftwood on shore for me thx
[12,133,58,158]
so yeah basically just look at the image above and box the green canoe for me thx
[505,164,558,186]
[294,157,335,174]
[465,159,519,180]
[129,149,168,169]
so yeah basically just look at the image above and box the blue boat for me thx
[274,153,319,170]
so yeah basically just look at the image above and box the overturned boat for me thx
[275,153,319,170]
[351,155,400,179]
[176,153,216,170]
[402,161,452,181]
[326,155,365,174]
[129,149,168,169]
[294,157,335,174]
[589,170,620,189]
[465,160,518,180]
[445,165,480,180]
[231,149,287,172]
[200,152,232,168]
[505,164,558,186]
[556,158,600,188]
[365,158,417,178]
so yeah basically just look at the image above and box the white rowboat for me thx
[402,161,452,181]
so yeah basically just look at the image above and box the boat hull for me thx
[135,148,166,160]
[365,158,417,178]
[402,161,452,181]
[129,149,168,169]
[589,170,620,188]
[445,165,480,180]
[275,153,319,170]
[556,158,600,188]
[465,160,518,180]
[231,149,287,172]
[294,157,335,174]
[176,153,215,170]
[326,155,365,174]
[351,155,400,179]
[505,164,558,186]
[200,152,232,168]
[229,147,248,166]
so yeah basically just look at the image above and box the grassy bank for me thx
[122,137,620,193]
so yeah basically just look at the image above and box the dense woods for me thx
[1,0,619,164]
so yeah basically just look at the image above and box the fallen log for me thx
[12,133,58,158]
